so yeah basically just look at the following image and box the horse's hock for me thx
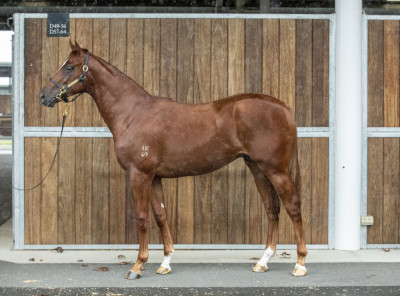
[21,16,330,248]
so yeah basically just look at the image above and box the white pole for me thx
[335,0,362,249]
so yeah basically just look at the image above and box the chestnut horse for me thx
[39,42,307,279]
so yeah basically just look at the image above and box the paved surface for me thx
[1,151,400,295]
[0,152,12,226]
[0,261,399,295]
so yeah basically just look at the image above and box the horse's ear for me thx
[69,40,81,52]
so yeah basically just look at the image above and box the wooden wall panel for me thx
[24,18,330,246]
[369,20,400,127]
[368,138,400,244]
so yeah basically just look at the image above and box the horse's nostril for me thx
[40,93,46,103]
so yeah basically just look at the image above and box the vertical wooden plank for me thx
[75,138,93,244]
[367,138,384,244]
[279,19,296,112]
[298,138,312,245]
[278,19,296,244]
[368,20,384,127]
[193,19,212,244]
[75,18,94,127]
[210,18,228,244]
[144,19,162,244]
[109,19,127,244]
[312,20,330,127]
[24,138,42,244]
[384,20,400,127]
[40,138,58,244]
[126,18,144,244]
[41,19,59,126]
[24,19,42,127]
[93,18,110,127]
[176,18,195,244]
[382,138,400,243]
[92,138,110,244]
[159,18,178,244]
[144,19,161,97]
[295,19,313,127]
[263,19,279,98]
[58,138,76,244]
[311,138,329,244]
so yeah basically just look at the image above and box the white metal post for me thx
[335,0,362,249]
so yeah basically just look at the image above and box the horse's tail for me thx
[289,131,301,198]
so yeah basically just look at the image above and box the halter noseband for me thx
[50,51,90,103]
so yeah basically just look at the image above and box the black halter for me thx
[50,51,90,103]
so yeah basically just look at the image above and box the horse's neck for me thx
[87,56,150,134]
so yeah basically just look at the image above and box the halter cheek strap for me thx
[50,51,90,103]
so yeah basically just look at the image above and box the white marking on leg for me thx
[161,251,174,270]
[257,247,275,269]
[161,203,165,208]
[140,145,149,158]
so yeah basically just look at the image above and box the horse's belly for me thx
[156,145,238,178]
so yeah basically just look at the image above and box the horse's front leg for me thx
[151,176,175,275]
[126,169,153,280]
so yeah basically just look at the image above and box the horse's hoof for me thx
[156,266,171,275]
[292,264,307,277]
[253,264,268,273]
[126,271,141,280]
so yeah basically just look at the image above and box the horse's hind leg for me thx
[150,176,175,275]
[264,169,308,276]
[244,158,280,273]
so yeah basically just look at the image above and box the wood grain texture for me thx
[262,19,279,98]
[279,19,296,112]
[382,138,399,244]
[40,138,58,244]
[312,20,330,127]
[367,138,384,244]
[384,21,400,127]
[75,138,93,244]
[24,138,42,244]
[58,138,76,244]
[368,20,384,127]
[91,138,110,244]
[24,19,42,127]
[295,20,313,127]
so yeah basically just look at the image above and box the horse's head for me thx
[40,41,89,107]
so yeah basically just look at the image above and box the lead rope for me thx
[6,103,70,191]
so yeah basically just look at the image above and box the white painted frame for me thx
[12,13,336,250]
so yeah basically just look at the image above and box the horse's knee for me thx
[136,212,149,232]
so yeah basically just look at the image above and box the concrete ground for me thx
[1,151,400,295]
[1,219,400,295]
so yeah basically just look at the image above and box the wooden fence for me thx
[23,17,330,246]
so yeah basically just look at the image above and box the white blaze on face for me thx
[58,57,70,70]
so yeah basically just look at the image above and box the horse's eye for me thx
[65,65,73,72]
